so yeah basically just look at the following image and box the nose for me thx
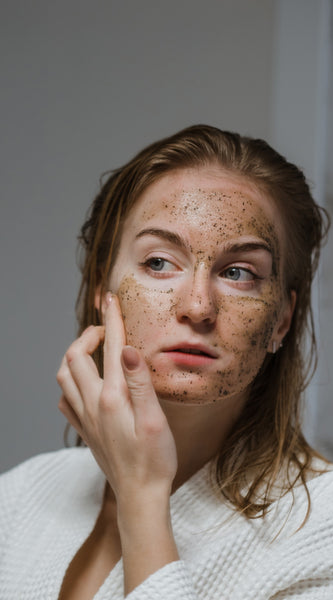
[176,263,216,326]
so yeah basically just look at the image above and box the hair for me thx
[75,124,330,519]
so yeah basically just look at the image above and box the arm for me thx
[57,294,185,596]
[115,346,180,595]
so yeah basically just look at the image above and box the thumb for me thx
[121,345,158,411]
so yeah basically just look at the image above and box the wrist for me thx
[116,486,179,596]
[117,487,172,535]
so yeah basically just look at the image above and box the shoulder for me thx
[0,448,102,538]
[303,465,333,523]
[299,460,333,516]
[257,468,333,595]
[265,463,333,535]
[308,461,333,491]
[0,446,96,491]
[0,448,106,590]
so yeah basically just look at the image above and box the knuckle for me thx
[143,416,165,437]
[65,345,80,364]
[98,390,117,414]
[56,367,67,385]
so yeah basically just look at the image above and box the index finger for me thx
[103,293,127,391]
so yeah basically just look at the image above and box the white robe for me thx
[0,447,332,599]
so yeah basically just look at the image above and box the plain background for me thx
[1,0,332,472]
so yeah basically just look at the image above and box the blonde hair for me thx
[76,125,330,518]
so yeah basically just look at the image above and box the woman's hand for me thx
[57,293,178,506]
[57,294,180,594]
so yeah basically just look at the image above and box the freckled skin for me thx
[117,277,277,404]
[110,167,290,407]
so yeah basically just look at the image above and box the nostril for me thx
[178,302,216,325]
[175,271,216,323]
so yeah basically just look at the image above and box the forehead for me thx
[124,167,283,248]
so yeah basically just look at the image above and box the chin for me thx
[152,376,243,406]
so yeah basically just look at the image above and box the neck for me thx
[160,394,246,492]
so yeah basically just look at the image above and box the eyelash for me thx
[139,257,176,277]
[140,257,260,284]
[221,266,259,283]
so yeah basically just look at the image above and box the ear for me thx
[269,290,296,353]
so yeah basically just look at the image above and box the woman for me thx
[1,125,332,599]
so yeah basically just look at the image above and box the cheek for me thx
[116,275,175,351]
[213,295,279,391]
[115,275,282,404]
[214,297,278,378]
[218,296,278,352]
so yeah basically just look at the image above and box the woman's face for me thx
[108,166,293,406]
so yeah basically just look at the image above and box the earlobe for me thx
[270,290,296,353]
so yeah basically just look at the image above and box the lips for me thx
[175,348,210,356]
[162,343,218,360]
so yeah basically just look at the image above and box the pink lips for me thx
[162,343,218,366]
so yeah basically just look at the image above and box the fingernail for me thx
[122,346,140,371]
[105,291,113,305]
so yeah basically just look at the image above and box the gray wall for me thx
[317,1,333,458]
[1,0,331,472]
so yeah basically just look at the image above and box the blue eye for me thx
[140,256,178,276]
[148,258,167,271]
[223,267,254,281]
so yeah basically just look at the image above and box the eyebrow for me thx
[221,240,273,256]
[135,228,273,256]
[135,228,188,249]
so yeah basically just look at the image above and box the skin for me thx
[111,169,286,406]
[57,166,295,598]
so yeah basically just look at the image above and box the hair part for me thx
[75,124,330,520]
